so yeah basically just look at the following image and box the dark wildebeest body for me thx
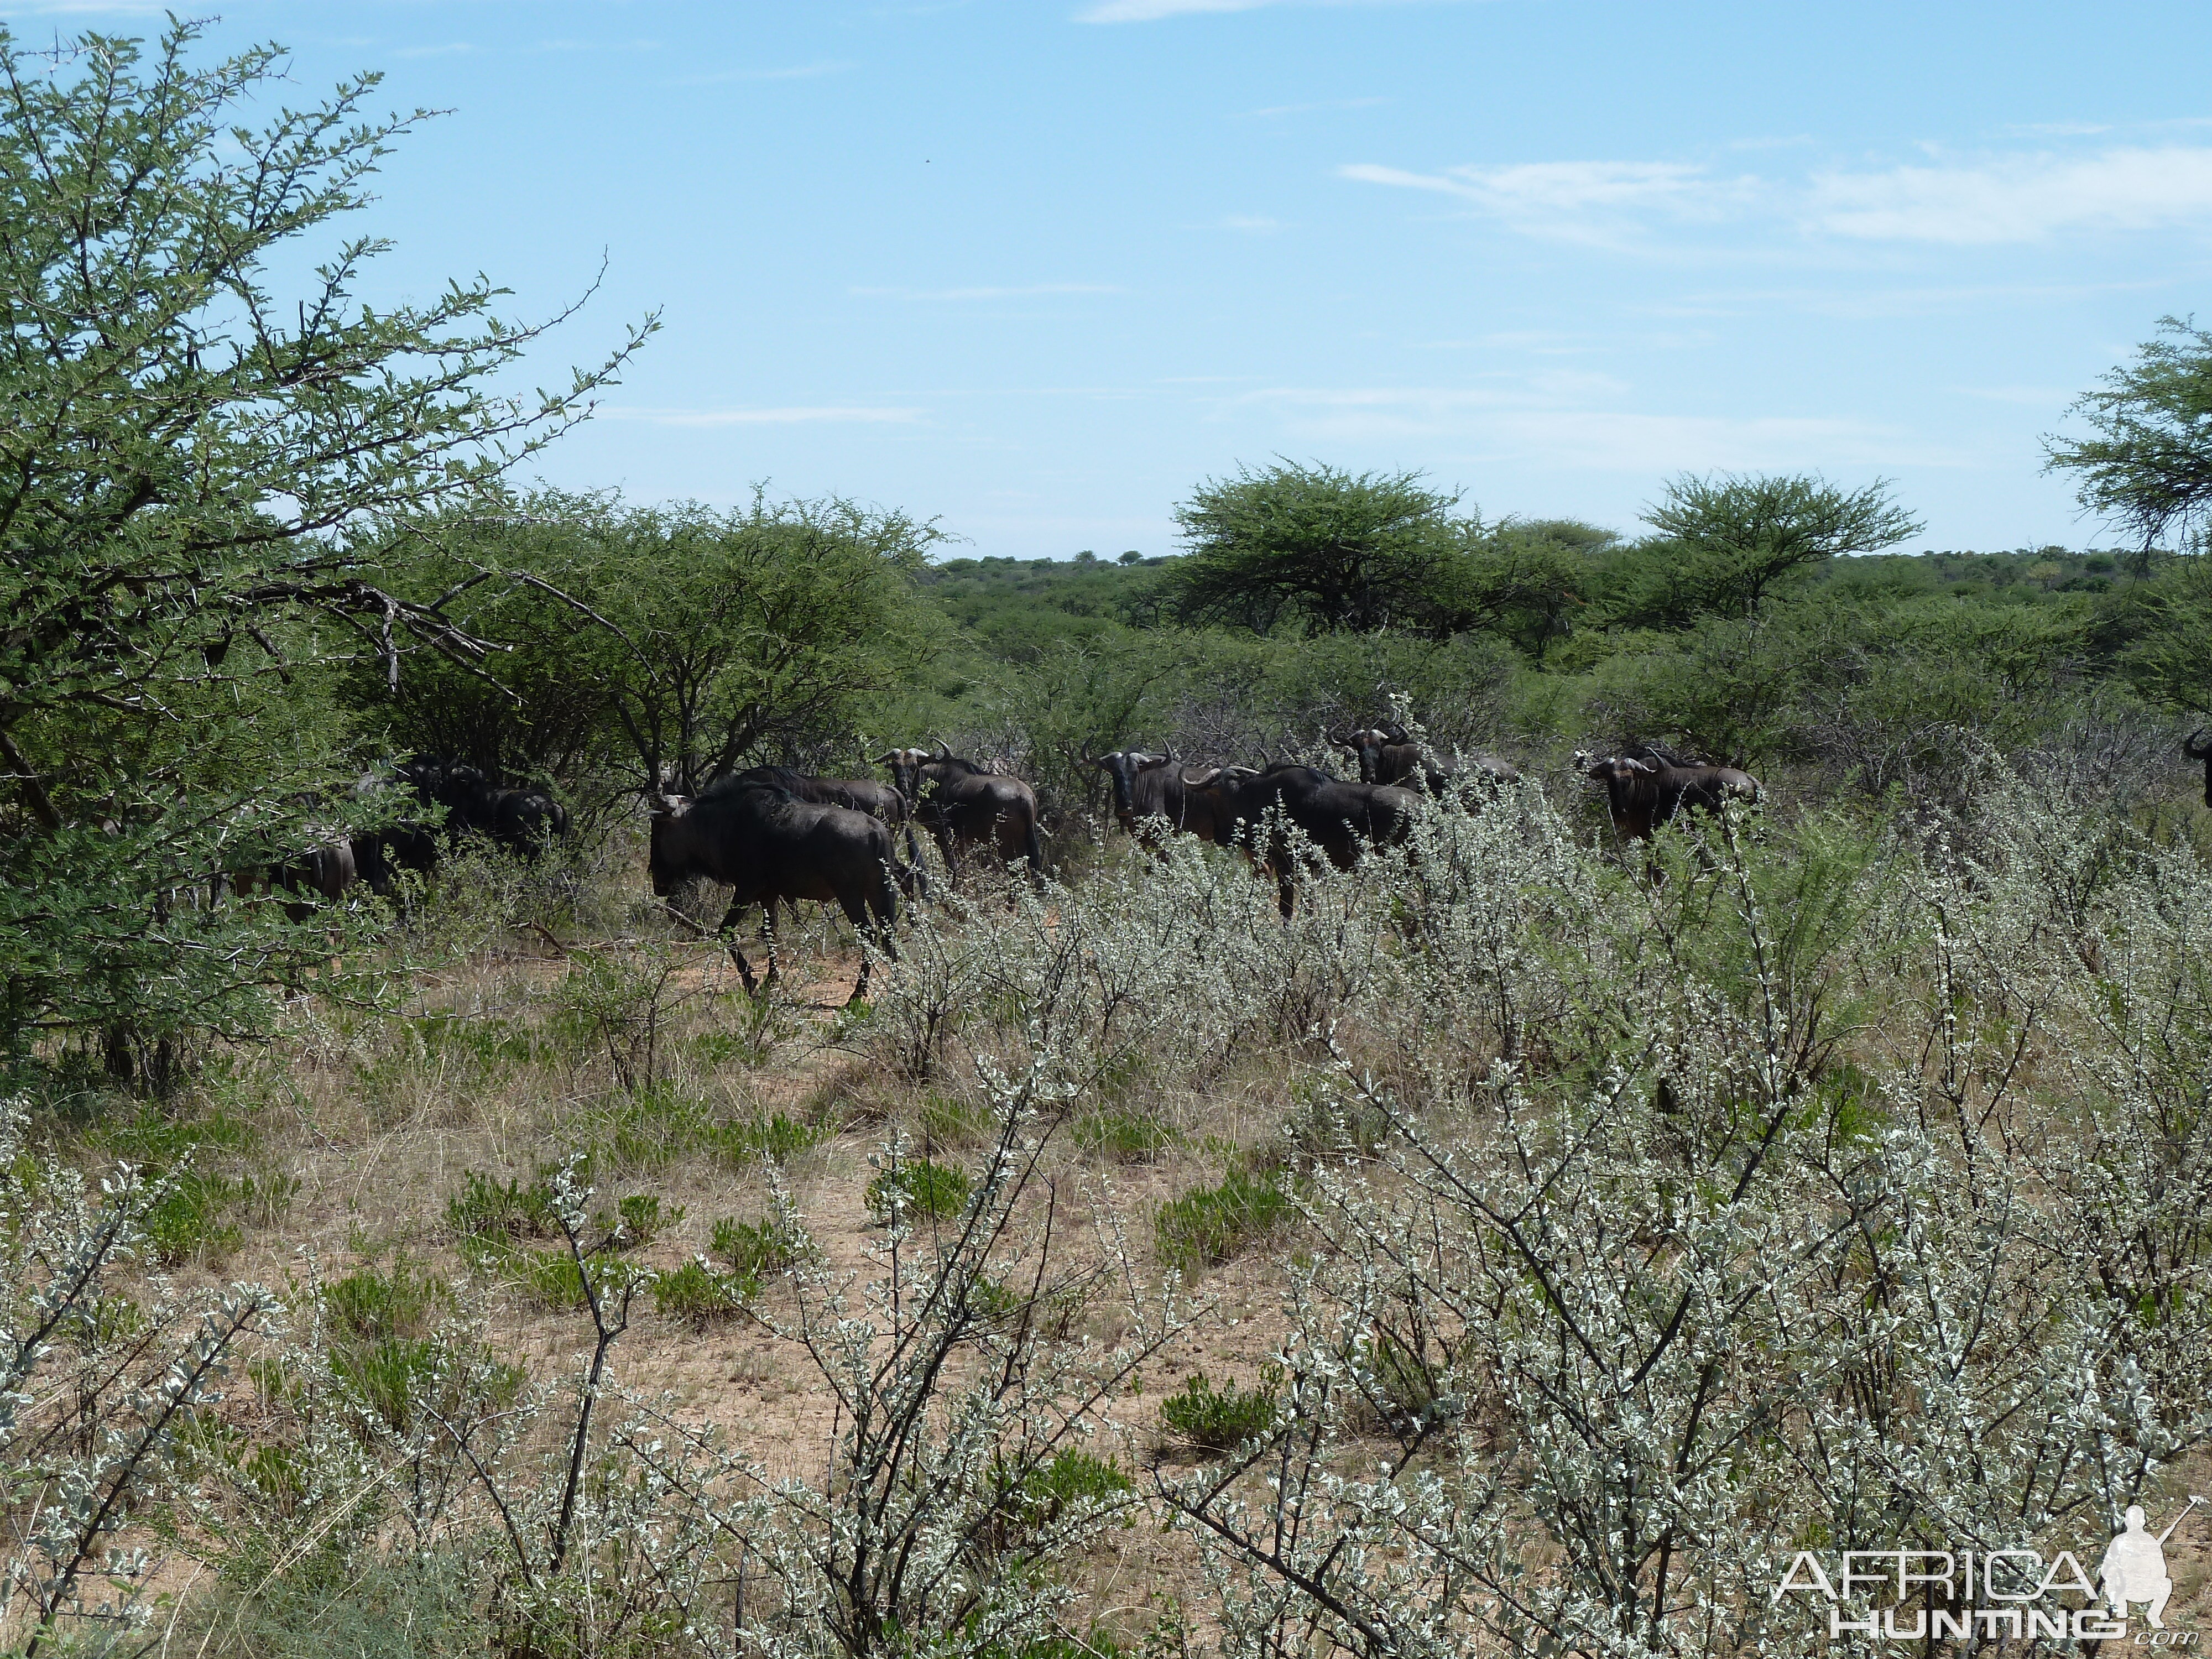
[432,761,570,858]
[2189,731,2212,809]
[1090,750,1217,847]
[352,758,447,893]
[735,765,924,869]
[647,778,905,1003]
[1179,763,1422,916]
[228,836,358,922]
[352,758,568,888]
[878,744,1044,876]
[1579,752,1762,841]
[1331,722,1519,796]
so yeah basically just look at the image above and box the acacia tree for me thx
[0,23,648,1074]
[1613,472,1922,625]
[2046,316,2212,554]
[1167,462,1468,635]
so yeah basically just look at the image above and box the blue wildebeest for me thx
[877,742,1044,877]
[1177,762,1422,916]
[1329,721,1519,796]
[647,774,912,1003]
[1577,750,1762,842]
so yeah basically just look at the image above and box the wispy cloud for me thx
[1808,146,2212,242]
[394,42,474,59]
[1340,159,1757,244]
[600,406,925,427]
[1221,215,1286,233]
[1343,142,2212,249]
[674,61,855,85]
[849,283,1124,300]
[1232,384,1948,471]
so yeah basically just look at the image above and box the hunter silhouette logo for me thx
[2101,1499,2204,1631]
[1774,1496,2206,1642]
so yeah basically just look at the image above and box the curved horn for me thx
[1381,721,1410,743]
[2188,728,2212,760]
[932,737,953,759]
[873,750,899,765]
[1327,727,1355,749]
[1180,767,1222,788]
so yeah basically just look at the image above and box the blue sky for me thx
[18,0,2212,557]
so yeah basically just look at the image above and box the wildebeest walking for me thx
[646,775,910,1003]
[734,764,925,872]
[353,756,569,890]
[429,760,571,857]
[1177,763,1421,916]
[877,742,1044,877]
[1578,749,1762,841]
[1088,749,1217,847]
[1329,721,1519,796]
[224,832,358,922]
[2189,729,2212,808]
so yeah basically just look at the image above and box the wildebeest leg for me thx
[842,889,896,1005]
[761,903,782,985]
[1275,866,1295,920]
[716,895,761,996]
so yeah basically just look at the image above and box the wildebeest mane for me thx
[697,770,799,805]
[1628,739,1700,769]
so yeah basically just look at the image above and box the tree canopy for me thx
[360,491,943,801]
[0,22,645,1070]
[1164,462,1467,634]
[2046,315,2212,554]
[1601,472,1922,627]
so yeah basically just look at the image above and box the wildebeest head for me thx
[645,793,692,897]
[875,744,938,800]
[1580,752,1761,841]
[2188,729,2212,807]
[1091,748,1171,816]
[1328,726,1397,786]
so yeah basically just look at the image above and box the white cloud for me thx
[1233,385,1945,472]
[394,42,474,59]
[599,406,925,427]
[1221,215,1285,232]
[1344,143,2212,248]
[1339,159,1756,242]
[1808,146,2212,242]
[848,283,1124,300]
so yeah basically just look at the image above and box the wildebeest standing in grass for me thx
[1578,750,1762,842]
[877,742,1044,877]
[734,764,925,872]
[431,760,570,857]
[1088,749,1218,847]
[1178,762,1421,916]
[2189,729,2212,808]
[646,775,907,1003]
[1329,721,1520,796]
[225,830,358,922]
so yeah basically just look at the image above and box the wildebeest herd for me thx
[234,727,2212,1004]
